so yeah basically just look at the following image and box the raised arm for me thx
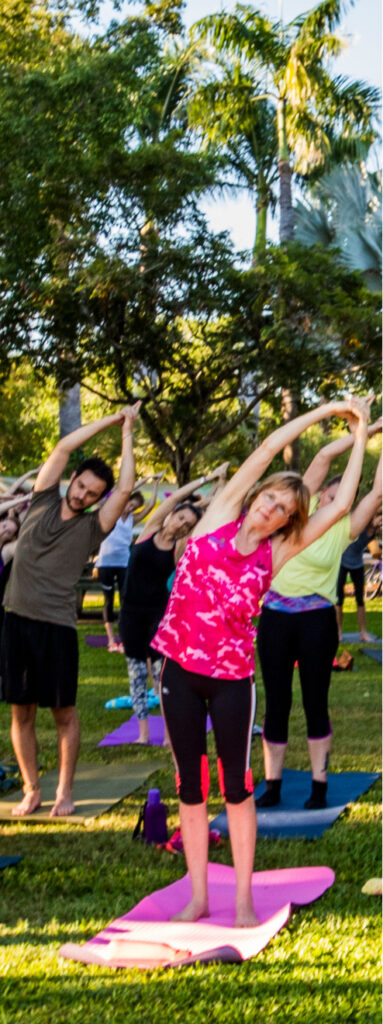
[6,466,42,495]
[35,412,132,493]
[133,473,165,525]
[0,494,30,514]
[194,400,362,536]
[98,404,141,534]
[303,417,382,495]
[272,399,370,574]
[349,454,382,540]
[138,465,225,541]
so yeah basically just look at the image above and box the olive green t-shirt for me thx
[5,483,108,629]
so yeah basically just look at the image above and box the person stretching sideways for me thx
[119,467,228,744]
[1,404,140,817]
[95,473,164,652]
[256,414,381,810]
[151,397,370,927]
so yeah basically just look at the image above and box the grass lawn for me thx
[0,599,381,1024]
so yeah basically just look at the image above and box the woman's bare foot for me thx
[360,632,376,643]
[12,787,41,817]
[136,721,149,744]
[49,792,75,817]
[235,901,260,928]
[171,899,209,923]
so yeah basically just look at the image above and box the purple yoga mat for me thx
[98,714,212,747]
[59,862,335,968]
[86,635,120,648]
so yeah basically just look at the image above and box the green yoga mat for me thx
[0,760,161,825]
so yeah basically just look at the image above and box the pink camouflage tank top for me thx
[151,516,273,679]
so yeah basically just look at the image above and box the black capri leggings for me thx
[160,657,255,805]
[97,566,127,623]
[337,564,365,607]
[257,605,338,744]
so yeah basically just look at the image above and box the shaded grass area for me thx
[0,601,381,1024]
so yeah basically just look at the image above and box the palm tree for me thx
[188,61,279,258]
[193,0,379,243]
[193,0,379,468]
[295,163,382,291]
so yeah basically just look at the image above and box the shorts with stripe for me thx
[160,656,255,805]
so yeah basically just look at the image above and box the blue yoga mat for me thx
[342,632,381,644]
[359,647,382,664]
[0,855,23,870]
[210,769,380,840]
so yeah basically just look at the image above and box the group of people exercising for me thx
[0,395,381,927]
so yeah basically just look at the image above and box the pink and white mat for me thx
[59,862,334,969]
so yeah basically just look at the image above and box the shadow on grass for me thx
[0,969,381,1024]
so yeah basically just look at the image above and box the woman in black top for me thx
[119,467,226,743]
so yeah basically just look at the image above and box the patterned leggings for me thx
[127,658,162,720]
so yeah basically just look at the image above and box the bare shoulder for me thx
[270,533,298,577]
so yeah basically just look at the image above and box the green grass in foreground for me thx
[0,600,381,1024]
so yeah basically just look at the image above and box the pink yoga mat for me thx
[98,714,212,747]
[59,862,334,969]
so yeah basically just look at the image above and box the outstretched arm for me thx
[98,404,141,533]
[34,411,133,493]
[303,417,381,495]
[194,400,362,537]
[0,494,30,514]
[272,399,371,575]
[349,455,382,540]
[138,464,228,541]
[7,466,42,495]
[133,473,165,525]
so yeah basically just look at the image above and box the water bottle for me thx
[144,788,168,844]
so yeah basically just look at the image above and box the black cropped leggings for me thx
[97,566,127,624]
[337,564,365,607]
[257,605,339,743]
[160,657,255,805]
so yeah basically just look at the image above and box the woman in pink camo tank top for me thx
[152,397,370,927]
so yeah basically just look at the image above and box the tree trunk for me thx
[58,382,81,437]
[281,388,300,472]
[278,158,295,242]
[277,98,299,468]
[252,195,268,262]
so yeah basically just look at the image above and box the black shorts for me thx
[1,611,79,708]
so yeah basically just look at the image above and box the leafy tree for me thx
[0,361,59,474]
[192,1,379,469]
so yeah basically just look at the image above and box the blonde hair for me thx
[245,472,310,540]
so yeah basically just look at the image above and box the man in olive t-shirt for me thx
[2,403,140,817]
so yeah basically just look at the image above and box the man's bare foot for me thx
[171,899,209,923]
[235,903,260,928]
[12,788,41,817]
[49,794,75,817]
[360,632,376,643]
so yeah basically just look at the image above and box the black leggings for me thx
[160,657,255,805]
[337,564,365,607]
[97,566,127,623]
[257,605,338,743]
